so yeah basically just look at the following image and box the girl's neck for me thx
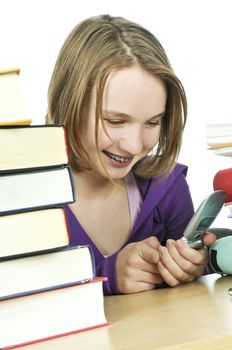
[72,170,125,199]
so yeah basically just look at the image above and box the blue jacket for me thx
[65,163,194,295]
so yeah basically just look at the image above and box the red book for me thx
[0,277,110,349]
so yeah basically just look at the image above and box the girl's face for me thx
[84,66,167,180]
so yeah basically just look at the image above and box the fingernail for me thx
[167,239,174,247]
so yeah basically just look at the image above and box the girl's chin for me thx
[96,165,132,180]
[106,166,133,179]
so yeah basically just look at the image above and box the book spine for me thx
[0,68,20,76]
[62,125,69,162]
[67,166,76,202]
[88,245,96,278]
[0,164,69,175]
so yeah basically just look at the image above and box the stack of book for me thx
[0,69,109,349]
[206,122,232,157]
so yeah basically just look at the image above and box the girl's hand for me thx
[157,232,217,287]
[116,236,163,294]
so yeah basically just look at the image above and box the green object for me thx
[209,236,232,275]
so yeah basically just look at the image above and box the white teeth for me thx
[112,155,125,162]
[115,156,124,162]
[106,152,131,162]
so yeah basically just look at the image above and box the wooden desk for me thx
[18,273,232,349]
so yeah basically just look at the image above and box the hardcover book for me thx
[0,277,109,350]
[0,166,75,215]
[0,208,70,259]
[0,245,95,300]
[0,125,68,172]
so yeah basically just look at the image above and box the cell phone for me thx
[182,190,226,249]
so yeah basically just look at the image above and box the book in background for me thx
[206,122,232,157]
[206,122,232,225]
[0,277,110,350]
[0,68,32,125]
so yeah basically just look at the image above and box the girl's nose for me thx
[119,127,143,155]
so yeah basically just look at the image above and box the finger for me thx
[175,239,207,265]
[136,270,164,285]
[138,243,160,264]
[166,240,207,276]
[157,261,194,287]
[166,240,194,272]
[159,245,191,282]
[142,236,161,249]
[202,232,217,246]
[120,270,163,294]
[135,258,160,274]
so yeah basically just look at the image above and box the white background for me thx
[1,0,232,208]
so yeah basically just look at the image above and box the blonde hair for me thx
[46,14,187,178]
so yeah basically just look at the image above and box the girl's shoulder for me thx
[134,162,188,197]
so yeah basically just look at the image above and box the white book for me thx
[0,246,95,299]
[0,166,75,214]
[206,123,232,137]
[0,277,109,349]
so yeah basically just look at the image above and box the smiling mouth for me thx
[103,151,133,163]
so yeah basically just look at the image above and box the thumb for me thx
[202,232,217,247]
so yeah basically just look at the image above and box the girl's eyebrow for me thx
[103,110,165,119]
[149,112,165,120]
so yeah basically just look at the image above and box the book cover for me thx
[0,68,32,125]
[0,207,71,259]
[0,277,110,350]
[0,245,95,300]
[0,166,75,215]
[0,125,68,172]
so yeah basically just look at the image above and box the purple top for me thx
[64,163,195,295]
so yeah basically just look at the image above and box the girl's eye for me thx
[104,119,125,126]
[145,120,161,127]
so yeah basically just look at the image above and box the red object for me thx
[213,168,232,203]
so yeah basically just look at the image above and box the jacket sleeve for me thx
[157,169,195,243]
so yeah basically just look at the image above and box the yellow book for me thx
[0,208,70,259]
[0,125,68,172]
[0,68,32,125]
